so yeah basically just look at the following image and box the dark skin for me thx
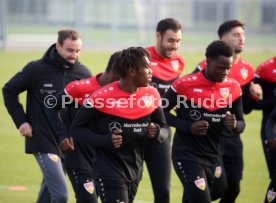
[113,58,159,148]
[191,55,237,136]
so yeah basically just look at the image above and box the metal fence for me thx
[0,0,275,51]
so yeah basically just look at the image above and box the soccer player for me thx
[70,47,169,203]
[253,56,276,203]
[146,17,184,203]
[265,105,276,203]
[52,51,120,203]
[193,20,262,203]
[163,40,245,203]
[2,29,92,203]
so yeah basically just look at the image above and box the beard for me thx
[235,48,243,54]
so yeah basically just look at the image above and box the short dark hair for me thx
[205,40,233,59]
[156,18,182,37]
[217,20,245,39]
[57,29,81,46]
[105,51,121,73]
[113,47,150,78]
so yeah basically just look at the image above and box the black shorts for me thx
[173,160,215,203]
[220,136,243,181]
[96,178,139,203]
[66,168,98,203]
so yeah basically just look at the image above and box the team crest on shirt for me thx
[214,166,222,178]
[171,60,179,71]
[83,181,95,194]
[194,177,206,191]
[220,88,229,99]
[240,68,248,79]
[142,96,154,108]
[267,189,276,202]
[48,153,59,162]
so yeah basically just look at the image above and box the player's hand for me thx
[249,82,262,99]
[191,120,209,136]
[268,138,276,150]
[112,129,122,148]
[19,122,33,138]
[148,122,159,138]
[60,137,74,151]
[224,111,237,129]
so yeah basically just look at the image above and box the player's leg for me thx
[220,136,243,203]
[173,160,214,203]
[66,168,98,203]
[36,178,51,203]
[210,157,227,201]
[34,153,68,203]
[144,128,172,203]
[264,148,276,203]
[96,178,129,203]
[261,126,274,178]
[128,181,139,203]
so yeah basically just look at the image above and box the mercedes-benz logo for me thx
[109,122,122,132]
[190,110,201,121]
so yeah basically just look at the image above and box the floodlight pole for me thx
[0,0,7,49]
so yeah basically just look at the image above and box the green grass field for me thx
[0,50,275,203]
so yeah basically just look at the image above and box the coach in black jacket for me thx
[2,29,91,203]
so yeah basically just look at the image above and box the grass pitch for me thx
[0,50,274,202]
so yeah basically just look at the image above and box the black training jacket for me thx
[2,44,91,157]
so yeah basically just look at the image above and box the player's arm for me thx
[2,63,33,137]
[162,87,193,133]
[227,96,245,134]
[70,105,114,148]
[149,106,169,143]
[251,77,275,110]
[241,81,260,114]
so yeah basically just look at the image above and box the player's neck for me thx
[233,54,240,64]
[118,80,139,94]
[97,73,111,86]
